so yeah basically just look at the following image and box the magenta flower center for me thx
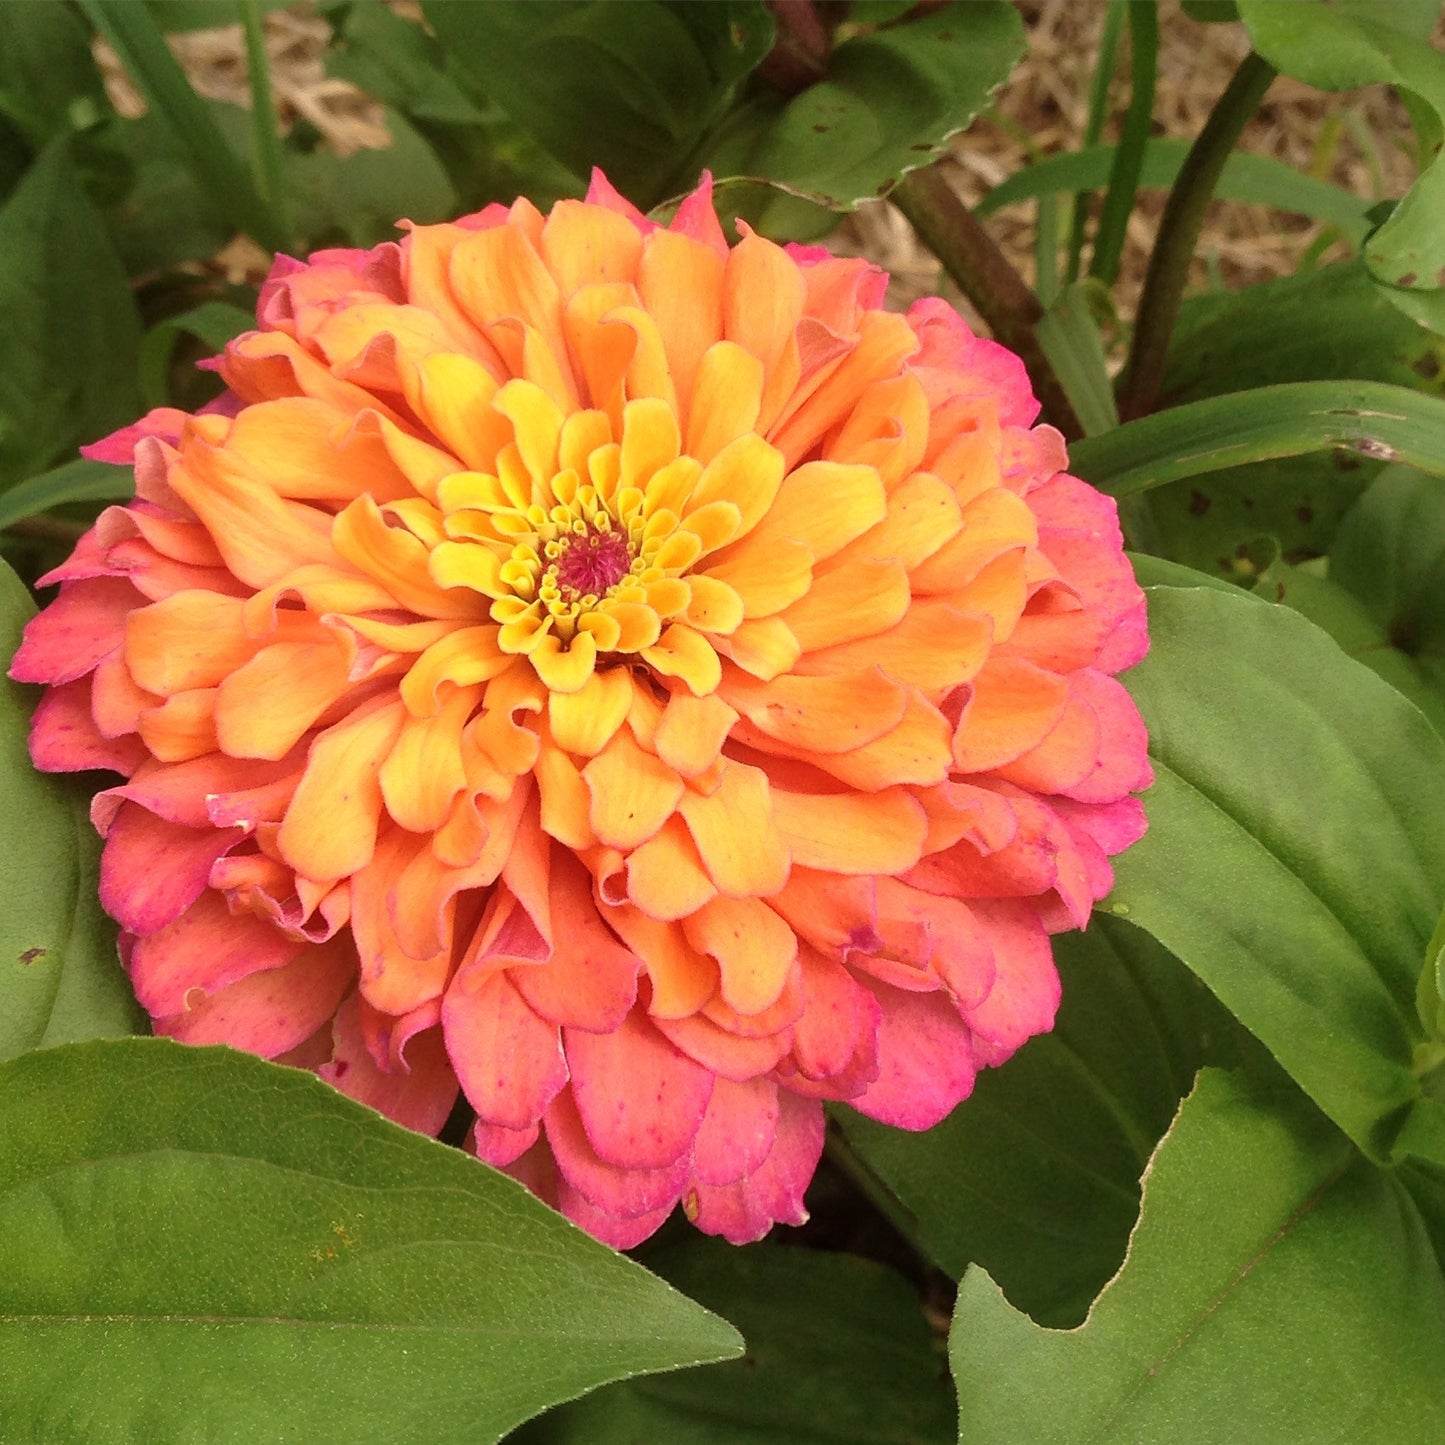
[554,525,632,602]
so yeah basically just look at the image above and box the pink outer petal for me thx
[849,981,978,1130]
[129,889,305,1017]
[906,297,1038,427]
[28,679,147,775]
[10,577,138,685]
[653,1009,793,1082]
[470,1117,540,1168]
[1057,671,1154,803]
[667,172,728,256]
[93,749,301,832]
[684,1091,824,1244]
[584,168,654,230]
[959,898,1061,1055]
[318,993,459,1135]
[1054,794,1148,859]
[80,407,189,464]
[556,1180,675,1249]
[442,967,568,1131]
[564,1009,714,1170]
[99,803,242,934]
[790,947,882,1084]
[154,933,353,1057]
[545,1086,689,1218]
[690,1076,780,1187]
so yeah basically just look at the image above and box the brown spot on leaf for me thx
[18,947,46,966]
[1188,490,1211,516]
[1413,352,1441,380]
[1398,272,1417,287]
[1297,505,1314,524]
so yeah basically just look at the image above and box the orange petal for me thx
[782,556,909,652]
[625,814,717,920]
[277,696,406,880]
[638,228,724,429]
[605,904,717,1019]
[703,535,812,619]
[685,342,763,466]
[379,682,479,832]
[714,617,801,681]
[539,198,643,299]
[722,667,906,753]
[214,635,355,761]
[742,460,886,563]
[547,666,634,757]
[796,600,992,696]
[641,622,722,696]
[332,495,478,620]
[951,656,1068,773]
[683,895,797,1017]
[653,691,737,778]
[771,785,928,875]
[677,761,790,898]
[125,592,253,696]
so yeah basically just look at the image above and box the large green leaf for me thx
[951,1069,1445,1444]
[1109,586,1445,1157]
[513,1240,952,1444]
[835,919,1242,1327]
[706,2,1024,223]
[421,0,771,208]
[0,459,133,532]
[0,556,145,1059]
[1328,464,1445,729]
[0,1038,741,1443]
[0,141,142,487]
[1244,549,1445,738]
[0,0,108,151]
[1239,1,1445,306]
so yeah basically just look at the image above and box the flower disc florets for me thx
[11,173,1152,1246]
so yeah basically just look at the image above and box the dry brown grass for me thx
[96,0,1428,323]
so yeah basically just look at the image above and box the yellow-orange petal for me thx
[547,667,633,756]
[796,601,991,696]
[332,495,478,620]
[715,617,801,681]
[652,691,737,778]
[277,696,406,881]
[642,623,722,696]
[703,536,813,619]
[683,895,797,1017]
[686,342,763,466]
[625,814,716,921]
[676,761,790,898]
[683,575,744,636]
[531,631,598,694]
[137,687,218,762]
[723,667,905,753]
[686,432,785,542]
[215,634,355,761]
[400,625,510,716]
[582,729,684,850]
[379,682,479,832]
[539,197,644,299]
[637,228,724,426]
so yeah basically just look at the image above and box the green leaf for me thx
[1034,282,1119,437]
[0,0,108,150]
[287,108,459,249]
[421,0,726,207]
[98,111,236,276]
[977,138,1373,243]
[951,1069,1445,1444]
[1328,464,1445,729]
[78,0,289,251]
[513,1240,952,1444]
[1239,0,1445,300]
[0,560,146,1059]
[1417,905,1445,1042]
[0,140,142,487]
[0,459,133,532]
[1110,586,1445,1156]
[1069,380,1445,500]
[139,300,254,409]
[1245,548,1445,737]
[328,0,486,127]
[836,918,1243,1327]
[0,1038,741,1443]
[708,2,1025,219]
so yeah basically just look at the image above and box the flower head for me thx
[11,174,1151,1246]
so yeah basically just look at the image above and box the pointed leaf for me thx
[1110,585,1445,1156]
[0,559,144,1059]
[951,1069,1445,1444]
[0,1038,741,1443]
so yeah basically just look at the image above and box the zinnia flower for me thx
[11,174,1151,1246]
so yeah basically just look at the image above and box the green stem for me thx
[1118,51,1276,420]
[240,0,290,242]
[1089,0,1157,288]
[893,165,1083,441]
[1066,0,1126,285]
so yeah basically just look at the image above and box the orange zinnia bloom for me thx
[12,175,1151,1245]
